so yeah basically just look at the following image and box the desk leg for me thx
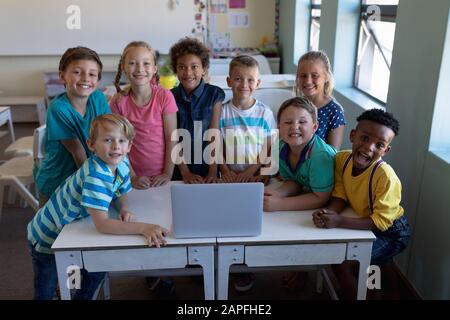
[347,242,373,300]
[188,246,215,300]
[54,250,83,300]
[217,245,244,300]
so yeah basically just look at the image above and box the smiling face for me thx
[350,120,395,175]
[296,59,328,101]
[227,65,261,103]
[122,46,157,88]
[60,59,100,99]
[88,122,132,172]
[278,105,318,150]
[175,54,205,95]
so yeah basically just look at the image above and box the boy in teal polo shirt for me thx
[264,96,336,212]
[35,47,111,207]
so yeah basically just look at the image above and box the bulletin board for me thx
[0,0,206,55]
[208,0,276,50]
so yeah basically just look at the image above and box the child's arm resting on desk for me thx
[151,112,177,187]
[130,165,152,189]
[264,184,331,212]
[179,163,204,184]
[61,139,87,168]
[312,197,377,230]
[204,101,222,183]
[87,198,169,247]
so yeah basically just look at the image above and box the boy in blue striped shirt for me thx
[220,55,276,184]
[27,114,169,300]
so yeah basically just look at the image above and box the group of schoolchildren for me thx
[26,37,411,300]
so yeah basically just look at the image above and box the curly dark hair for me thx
[357,108,399,136]
[169,37,210,73]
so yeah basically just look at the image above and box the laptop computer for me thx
[171,183,264,238]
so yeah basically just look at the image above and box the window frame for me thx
[353,2,398,104]
[308,0,321,52]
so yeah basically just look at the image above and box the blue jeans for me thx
[371,215,411,266]
[28,242,106,300]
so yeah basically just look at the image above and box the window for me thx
[309,0,321,51]
[354,0,398,103]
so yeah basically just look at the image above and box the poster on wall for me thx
[228,12,249,28]
[229,0,245,9]
[211,32,231,49]
[211,0,227,13]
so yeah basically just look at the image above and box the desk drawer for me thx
[82,247,188,272]
[245,243,347,267]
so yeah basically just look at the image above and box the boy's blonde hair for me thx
[114,41,159,93]
[59,46,103,80]
[296,50,334,98]
[277,97,318,124]
[229,55,260,75]
[89,114,135,143]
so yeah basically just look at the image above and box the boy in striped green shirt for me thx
[27,114,169,300]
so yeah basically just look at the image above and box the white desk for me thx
[0,96,46,125]
[208,74,296,90]
[0,106,15,142]
[52,183,216,300]
[216,208,376,300]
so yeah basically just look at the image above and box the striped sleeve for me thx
[81,174,114,212]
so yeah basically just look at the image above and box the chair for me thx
[253,88,296,118]
[0,125,45,222]
[33,125,46,168]
[0,106,15,144]
[0,156,37,222]
[4,136,33,157]
[3,115,47,158]
[252,54,273,74]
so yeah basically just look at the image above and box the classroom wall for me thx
[0,0,277,97]
[278,0,450,298]
[0,55,120,97]
[279,0,309,74]
[209,0,276,49]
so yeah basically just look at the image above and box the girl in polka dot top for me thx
[296,51,346,150]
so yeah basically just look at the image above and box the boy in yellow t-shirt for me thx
[312,108,410,299]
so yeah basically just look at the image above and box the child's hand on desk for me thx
[264,188,282,197]
[236,170,257,183]
[131,176,152,189]
[251,175,270,185]
[263,189,284,212]
[204,174,219,184]
[182,172,204,184]
[221,171,237,183]
[141,224,170,248]
[119,210,135,222]
[150,174,170,187]
[312,209,340,228]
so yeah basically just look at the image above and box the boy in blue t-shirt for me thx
[27,114,169,300]
[35,46,110,206]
